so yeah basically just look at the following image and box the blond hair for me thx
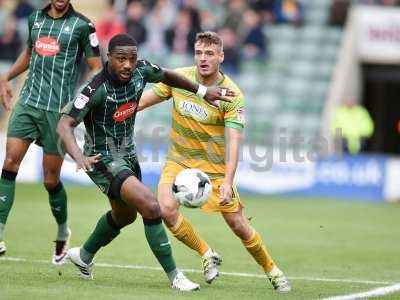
[195,31,223,50]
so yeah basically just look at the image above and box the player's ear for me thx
[219,51,224,64]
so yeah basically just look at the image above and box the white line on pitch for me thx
[323,283,400,300]
[0,256,394,286]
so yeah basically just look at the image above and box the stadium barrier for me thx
[1,133,398,203]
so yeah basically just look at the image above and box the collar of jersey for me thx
[42,3,74,20]
[103,63,130,87]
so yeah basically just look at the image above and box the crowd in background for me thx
[1,0,400,77]
[0,0,308,76]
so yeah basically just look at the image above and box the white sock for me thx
[202,248,213,258]
[267,265,281,277]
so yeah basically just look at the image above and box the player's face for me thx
[194,42,224,78]
[108,46,138,83]
[51,0,70,12]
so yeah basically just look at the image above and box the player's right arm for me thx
[0,47,32,110]
[58,80,103,172]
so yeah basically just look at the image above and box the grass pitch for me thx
[0,184,399,299]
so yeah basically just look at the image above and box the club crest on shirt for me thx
[35,36,60,56]
[113,102,137,122]
[179,100,208,121]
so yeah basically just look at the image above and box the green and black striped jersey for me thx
[19,4,100,113]
[63,60,164,158]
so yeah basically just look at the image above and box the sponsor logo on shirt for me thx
[113,102,137,122]
[74,94,90,109]
[179,100,208,121]
[35,37,60,56]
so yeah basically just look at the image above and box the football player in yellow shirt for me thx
[138,32,290,292]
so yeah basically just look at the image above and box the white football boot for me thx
[201,248,222,284]
[171,271,200,291]
[67,247,94,280]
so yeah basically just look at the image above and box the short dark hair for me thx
[195,31,223,50]
[108,34,138,52]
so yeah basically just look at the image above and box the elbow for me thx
[57,117,68,138]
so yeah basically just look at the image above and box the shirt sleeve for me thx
[137,60,165,83]
[152,82,172,100]
[62,82,102,123]
[79,21,100,58]
[221,93,245,129]
[26,12,35,48]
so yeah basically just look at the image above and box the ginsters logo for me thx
[35,37,60,56]
[179,100,208,121]
[113,102,137,122]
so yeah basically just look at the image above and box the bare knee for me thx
[3,154,23,172]
[141,194,161,220]
[224,214,253,240]
[43,176,60,191]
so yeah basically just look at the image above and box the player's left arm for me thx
[220,127,242,205]
[219,92,245,205]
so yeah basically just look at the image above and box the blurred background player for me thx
[138,31,291,292]
[58,33,232,290]
[0,0,101,262]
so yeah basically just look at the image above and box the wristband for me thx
[196,84,207,98]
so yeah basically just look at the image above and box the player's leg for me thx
[42,153,71,264]
[0,137,31,255]
[68,198,137,279]
[222,206,291,292]
[158,183,210,255]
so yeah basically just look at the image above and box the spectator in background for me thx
[126,0,147,46]
[218,27,241,75]
[273,0,304,25]
[331,98,374,155]
[223,0,248,33]
[248,0,275,24]
[144,0,176,58]
[96,0,126,50]
[13,0,34,20]
[241,9,267,61]
[0,15,21,62]
[165,7,201,55]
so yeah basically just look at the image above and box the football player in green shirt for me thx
[58,33,233,290]
[0,0,102,263]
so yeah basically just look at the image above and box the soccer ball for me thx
[172,168,212,208]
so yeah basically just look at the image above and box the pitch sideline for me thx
[0,256,395,287]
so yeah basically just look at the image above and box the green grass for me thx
[0,184,399,299]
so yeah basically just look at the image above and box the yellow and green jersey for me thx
[20,4,100,113]
[152,66,245,179]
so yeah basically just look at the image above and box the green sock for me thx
[47,182,69,241]
[0,176,16,240]
[0,223,5,241]
[143,218,177,281]
[82,212,120,264]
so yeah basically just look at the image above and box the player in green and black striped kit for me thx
[58,34,232,290]
[0,0,101,263]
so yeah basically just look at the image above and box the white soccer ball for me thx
[172,168,212,208]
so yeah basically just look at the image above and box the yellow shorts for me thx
[159,160,242,213]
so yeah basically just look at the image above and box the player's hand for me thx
[204,86,235,104]
[219,181,233,205]
[75,153,101,172]
[0,77,13,111]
